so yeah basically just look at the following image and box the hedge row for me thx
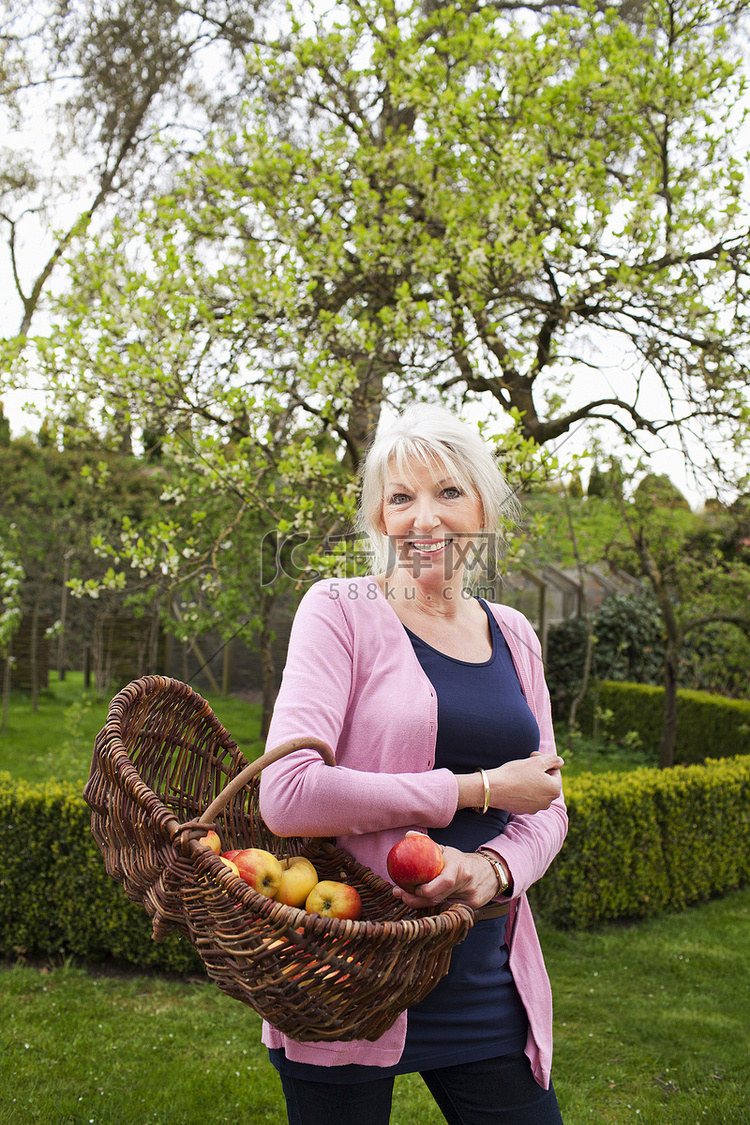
[0,774,202,974]
[2,758,750,970]
[530,756,750,928]
[579,681,750,765]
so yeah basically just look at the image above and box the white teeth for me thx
[411,541,448,552]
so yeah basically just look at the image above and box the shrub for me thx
[0,773,202,973]
[680,618,750,698]
[530,756,750,928]
[579,681,750,765]
[546,592,750,719]
[546,592,665,718]
[3,759,750,964]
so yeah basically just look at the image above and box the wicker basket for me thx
[83,675,474,1042]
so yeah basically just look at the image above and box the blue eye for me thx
[442,486,462,499]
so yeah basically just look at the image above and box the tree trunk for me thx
[58,551,71,681]
[30,602,40,713]
[147,599,161,675]
[567,625,595,755]
[222,637,233,696]
[259,590,277,740]
[630,527,682,769]
[346,363,384,465]
[658,644,680,769]
[188,637,221,694]
[171,599,220,693]
[563,493,593,753]
[1,639,12,735]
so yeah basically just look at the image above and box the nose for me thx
[411,493,440,533]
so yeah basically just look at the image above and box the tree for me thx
[0,0,262,353]
[0,536,23,732]
[529,474,750,760]
[0,437,168,692]
[606,492,750,767]
[10,0,750,722]
[63,399,358,731]
[11,0,750,478]
[634,473,691,511]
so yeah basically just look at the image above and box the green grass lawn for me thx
[0,672,266,787]
[2,887,749,1124]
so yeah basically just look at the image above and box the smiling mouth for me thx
[409,539,451,553]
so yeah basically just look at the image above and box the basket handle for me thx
[198,736,336,825]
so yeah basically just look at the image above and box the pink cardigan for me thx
[259,577,567,1087]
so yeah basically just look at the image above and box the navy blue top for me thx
[270,599,540,1081]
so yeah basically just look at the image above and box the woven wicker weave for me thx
[83,675,473,1042]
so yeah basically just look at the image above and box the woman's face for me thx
[379,456,484,583]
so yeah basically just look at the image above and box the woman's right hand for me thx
[456,751,564,815]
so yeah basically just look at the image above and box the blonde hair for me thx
[357,404,519,574]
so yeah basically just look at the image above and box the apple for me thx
[387,834,445,893]
[221,849,242,862]
[234,847,283,897]
[198,829,221,854]
[220,856,240,877]
[276,857,319,908]
[280,855,318,877]
[305,880,362,921]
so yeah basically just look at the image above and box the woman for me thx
[259,404,567,1125]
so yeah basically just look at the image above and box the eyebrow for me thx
[385,478,454,489]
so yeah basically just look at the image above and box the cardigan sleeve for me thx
[487,796,567,898]
[258,583,459,839]
[482,604,568,895]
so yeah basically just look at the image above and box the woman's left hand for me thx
[391,845,501,911]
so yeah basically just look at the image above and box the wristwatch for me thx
[477,849,510,896]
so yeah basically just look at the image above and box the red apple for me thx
[198,829,221,854]
[387,834,445,893]
[221,849,242,862]
[234,847,283,897]
[305,880,362,921]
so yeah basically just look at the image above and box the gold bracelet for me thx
[474,767,491,815]
[477,849,510,896]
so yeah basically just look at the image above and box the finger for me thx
[535,752,564,770]
[393,884,441,908]
[408,851,459,903]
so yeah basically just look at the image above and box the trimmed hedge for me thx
[530,756,750,928]
[0,773,202,973]
[2,758,750,968]
[579,681,750,765]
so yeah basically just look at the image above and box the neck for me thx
[378,569,470,620]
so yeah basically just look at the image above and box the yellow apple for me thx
[280,856,318,877]
[234,847,283,897]
[305,880,362,921]
[220,856,240,877]
[198,829,222,854]
[276,858,319,908]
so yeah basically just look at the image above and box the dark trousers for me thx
[278,1051,564,1125]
